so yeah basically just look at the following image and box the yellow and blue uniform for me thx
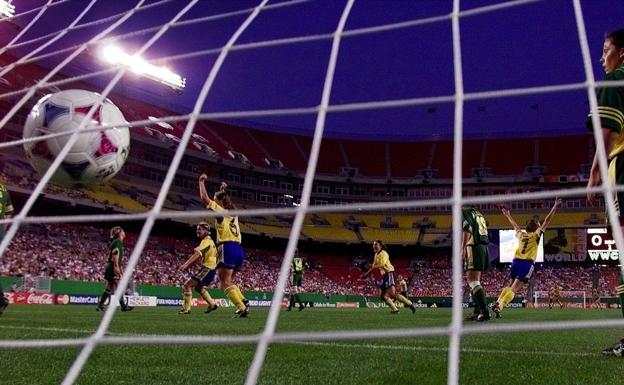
[208,200,244,270]
[192,236,217,286]
[509,228,541,283]
[398,279,408,297]
[374,250,396,289]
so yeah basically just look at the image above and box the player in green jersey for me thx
[462,206,491,322]
[96,226,133,312]
[0,182,14,316]
[584,28,624,356]
[287,249,305,311]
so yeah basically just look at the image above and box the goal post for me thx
[533,290,587,308]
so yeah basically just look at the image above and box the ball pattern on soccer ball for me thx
[23,89,130,187]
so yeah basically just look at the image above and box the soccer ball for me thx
[23,89,130,187]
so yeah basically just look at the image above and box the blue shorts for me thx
[379,271,396,290]
[192,267,216,287]
[217,241,245,270]
[510,259,534,283]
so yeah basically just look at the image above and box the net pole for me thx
[244,1,355,385]
[448,0,466,384]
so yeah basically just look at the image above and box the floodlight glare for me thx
[0,0,16,18]
[100,44,186,92]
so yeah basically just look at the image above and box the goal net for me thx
[1,1,624,385]
[532,290,587,309]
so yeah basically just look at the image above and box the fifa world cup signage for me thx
[587,228,620,262]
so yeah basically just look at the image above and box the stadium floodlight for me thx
[100,44,186,93]
[0,0,15,18]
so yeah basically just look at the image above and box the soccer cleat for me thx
[0,300,8,316]
[204,304,218,314]
[409,304,416,314]
[95,306,105,312]
[178,309,191,315]
[464,313,479,321]
[234,308,249,318]
[476,313,491,322]
[299,305,305,311]
[286,307,292,311]
[492,303,502,318]
[390,309,400,314]
[602,339,624,357]
[121,306,134,312]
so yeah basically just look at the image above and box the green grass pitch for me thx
[0,305,623,385]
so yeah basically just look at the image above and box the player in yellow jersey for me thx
[548,284,563,309]
[492,198,561,318]
[361,240,416,314]
[199,174,249,318]
[178,223,219,315]
[394,275,409,308]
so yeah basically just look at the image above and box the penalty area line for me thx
[286,340,595,358]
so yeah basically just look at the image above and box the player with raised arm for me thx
[96,226,133,312]
[178,223,219,315]
[287,249,306,311]
[492,199,562,318]
[462,206,491,322]
[199,174,249,318]
[0,181,14,316]
[361,240,416,314]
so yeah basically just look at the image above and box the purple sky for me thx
[1,0,623,141]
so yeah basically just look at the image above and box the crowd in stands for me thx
[0,223,619,299]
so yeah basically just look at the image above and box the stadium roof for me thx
[0,0,622,141]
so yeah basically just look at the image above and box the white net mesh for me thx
[1,1,624,384]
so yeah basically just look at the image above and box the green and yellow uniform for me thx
[0,183,14,241]
[462,207,490,271]
[104,238,124,282]
[292,255,304,287]
[586,64,624,219]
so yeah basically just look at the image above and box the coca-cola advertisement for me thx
[6,292,57,305]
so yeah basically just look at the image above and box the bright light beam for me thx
[100,44,186,93]
[0,0,15,18]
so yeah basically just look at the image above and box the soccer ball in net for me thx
[23,89,130,188]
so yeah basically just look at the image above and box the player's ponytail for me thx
[214,190,236,210]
